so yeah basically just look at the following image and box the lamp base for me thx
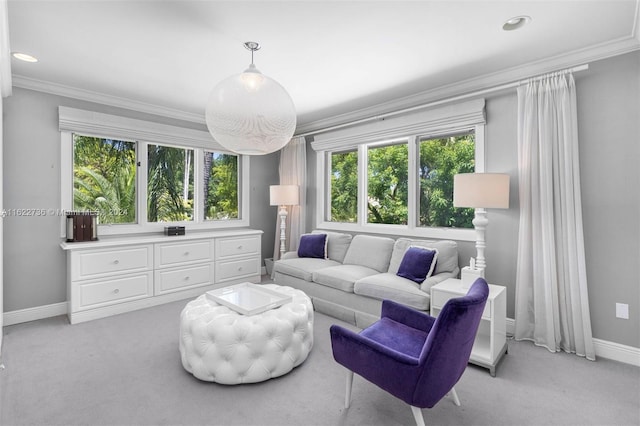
[472,208,488,271]
[278,205,288,259]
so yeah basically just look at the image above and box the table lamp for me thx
[270,185,300,258]
[453,173,510,271]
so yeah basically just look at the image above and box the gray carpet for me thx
[1,294,638,426]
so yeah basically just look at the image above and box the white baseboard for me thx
[506,317,639,366]
[507,317,515,336]
[4,305,639,367]
[593,338,640,367]
[3,302,68,326]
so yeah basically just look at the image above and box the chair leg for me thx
[410,406,426,426]
[345,370,354,408]
[449,387,461,406]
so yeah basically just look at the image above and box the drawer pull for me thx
[113,260,119,265]
[184,251,190,256]
[114,288,120,294]
[237,267,243,271]
[184,276,190,281]
[237,245,243,249]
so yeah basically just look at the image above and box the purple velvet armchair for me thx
[330,278,490,426]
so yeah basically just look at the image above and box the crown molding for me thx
[9,32,640,130]
[12,75,205,124]
[0,0,12,98]
[296,34,640,136]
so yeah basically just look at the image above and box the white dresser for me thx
[61,229,262,324]
[430,278,507,376]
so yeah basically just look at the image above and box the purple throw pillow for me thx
[297,233,328,259]
[396,246,438,284]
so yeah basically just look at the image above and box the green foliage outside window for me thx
[330,151,358,222]
[73,135,241,226]
[205,152,238,220]
[328,133,475,228]
[147,144,194,223]
[367,143,408,225]
[73,135,136,224]
[419,134,475,228]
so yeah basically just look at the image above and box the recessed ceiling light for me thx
[12,52,39,63]
[502,15,532,31]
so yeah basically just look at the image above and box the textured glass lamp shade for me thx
[206,65,296,155]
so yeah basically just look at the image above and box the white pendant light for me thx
[205,42,296,155]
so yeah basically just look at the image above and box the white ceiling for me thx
[6,0,640,131]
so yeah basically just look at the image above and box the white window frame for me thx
[313,99,486,241]
[59,107,250,236]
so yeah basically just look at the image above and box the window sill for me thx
[59,218,250,239]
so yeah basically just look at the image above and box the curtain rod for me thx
[295,64,589,138]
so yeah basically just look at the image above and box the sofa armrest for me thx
[281,251,299,260]
[420,267,459,293]
[381,300,436,334]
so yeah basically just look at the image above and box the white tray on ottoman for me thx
[180,283,314,384]
[206,282,292,315]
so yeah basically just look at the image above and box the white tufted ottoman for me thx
[179,284,314,384]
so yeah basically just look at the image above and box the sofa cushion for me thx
[354,273,430,311]
[312,264,380,293]
[312,230,353,263]
[397,246,438,283]
[388,238,458,275]
[273,257,341,282]
[343,235,395,272]
[298,233,328,259]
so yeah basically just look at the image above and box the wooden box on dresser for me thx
[61,229,262,324]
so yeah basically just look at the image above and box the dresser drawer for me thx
[431,290,491,319]
[75,272,152,311]
[155,240,213,268]
[72,245,152,281]
[154,263,214,295]
[215,257,260,282]
[216,236,260,259]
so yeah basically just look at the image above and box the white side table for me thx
[430,278,507,377]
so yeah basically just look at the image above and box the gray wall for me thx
[3,51,639,348]
[578,51,639,347]
[305,51,639,348]
[2,87,279,312]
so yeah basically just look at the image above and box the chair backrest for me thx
[413,278,489,408]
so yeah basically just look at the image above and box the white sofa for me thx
[272,231,460,328]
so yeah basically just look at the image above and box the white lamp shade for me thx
[270,185,299,206]
[453,173,510,209]
[206,66,296,156]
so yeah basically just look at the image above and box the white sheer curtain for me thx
[272,136,306,261]
[515,71,595,360]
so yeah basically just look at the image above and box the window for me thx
[329,150,357,223]
[147,144,194,223]
[73,135,137,224]
[367,141,408,225]
[324,134,473,230]
[312,99,485,240]
[60,107,250,235]
[204,151,239,220]
[419,133,475,228]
